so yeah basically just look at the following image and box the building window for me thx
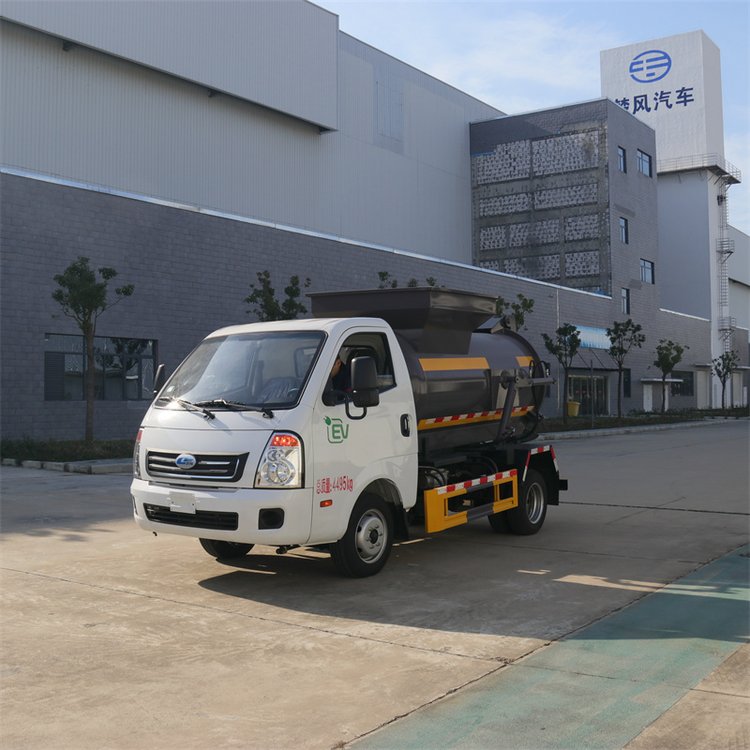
[623,368,631,399]
[637,149,652,177]
[640,258,655,284]
[44,334,157,401]
[618,146,627,173]
[670,371,695,397]
[621,287,630,315]
[619,216,629,244]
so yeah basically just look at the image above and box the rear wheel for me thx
[507,468,547,535]
[331,494,393,578]
[199,539,254,560]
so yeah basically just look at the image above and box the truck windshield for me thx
[157,331,325,410]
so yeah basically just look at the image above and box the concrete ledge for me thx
[539,417,746,441]
[89,460,132,475]
[66,462,93,474]
[1,458,133,474]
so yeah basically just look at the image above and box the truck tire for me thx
[199,538,254,560]
[507,469,547,535]
[331,494,393,577]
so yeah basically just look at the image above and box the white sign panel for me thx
[600,31,725,163]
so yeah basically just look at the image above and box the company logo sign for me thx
[629,49,672,83]
[175,453,197,470]
[324,416,349,444]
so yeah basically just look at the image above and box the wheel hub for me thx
[355,510,386,562]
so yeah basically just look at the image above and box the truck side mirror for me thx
[153,363,167,397]
[350,356,380,408]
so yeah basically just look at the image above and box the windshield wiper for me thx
[171,398,215,420]
[195,399,274,419]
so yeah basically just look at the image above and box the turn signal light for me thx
[271,434,299,447]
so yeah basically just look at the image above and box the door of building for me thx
[643,384,653,412]
[569,374,608,416]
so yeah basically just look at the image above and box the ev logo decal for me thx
[175,453,197,470]
[629,50,672,83]
[324,416,349,443]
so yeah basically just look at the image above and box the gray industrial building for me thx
[471,99,659,299]
[0,1,747,442]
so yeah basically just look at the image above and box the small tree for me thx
[377,272,439,289]
[653,339,688,414]
[542,323,581,425]
[377,271,399,289]
[52,256,134,443]
[245,270,310,321]
[712,350,740,409]
[607,319,645,419]
[495,293,535,332]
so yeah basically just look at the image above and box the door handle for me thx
[400,414,410,437]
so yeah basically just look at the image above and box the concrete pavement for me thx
[354,546,749,749]
[1,420,748,749]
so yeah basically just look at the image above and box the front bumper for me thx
[131,478,314,546]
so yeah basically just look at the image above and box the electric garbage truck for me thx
[131,288,567,577]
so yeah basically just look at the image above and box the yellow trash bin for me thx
[566,401,580,417]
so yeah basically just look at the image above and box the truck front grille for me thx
[144,503,239,531]
[146,451,249,482]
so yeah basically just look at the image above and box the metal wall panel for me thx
[0,0,338,130]
[1,13,500,263]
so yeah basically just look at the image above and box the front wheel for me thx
[507,468,548,535]
[199,538,254,560]
[331,494,393,577]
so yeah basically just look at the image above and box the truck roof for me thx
[207,317,390,339]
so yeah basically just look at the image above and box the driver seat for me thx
[259,377,300,403]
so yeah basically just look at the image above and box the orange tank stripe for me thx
[417,406,533,431]
[418,357,489,372]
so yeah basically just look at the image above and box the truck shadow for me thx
[198,534,749,646]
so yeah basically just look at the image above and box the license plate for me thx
[169,491,196,514]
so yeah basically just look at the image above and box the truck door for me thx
[309,329,418,544]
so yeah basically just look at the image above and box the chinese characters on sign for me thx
[614,86,695,114]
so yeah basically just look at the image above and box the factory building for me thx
[0,2,746,441]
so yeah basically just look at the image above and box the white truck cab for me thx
[132,317,418,576]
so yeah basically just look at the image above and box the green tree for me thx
[52,256,134,443]
[653,339,688,414]
[245,270,310,321]
[377,271,399,289]
[495,293,535,332]
[542,323,581,425]
[607,319,645,419]
[712,350,740,409]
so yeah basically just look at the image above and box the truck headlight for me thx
[133,429,142,479]
[255,432,303,488]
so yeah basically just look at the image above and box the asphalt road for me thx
[1,421,748,749]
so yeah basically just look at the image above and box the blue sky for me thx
[316,0,749,233]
